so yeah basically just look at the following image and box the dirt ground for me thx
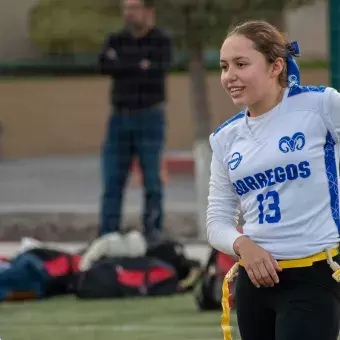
[0,70,329,159]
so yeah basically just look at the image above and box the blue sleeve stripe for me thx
[288,85,326,97]
[324,130,340,233]
[213,111,245,136]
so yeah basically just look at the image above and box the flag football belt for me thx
[226,248,340,283]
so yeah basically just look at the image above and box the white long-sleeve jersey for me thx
[207,85,340,259]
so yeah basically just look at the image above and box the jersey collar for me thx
[240,88,290,145]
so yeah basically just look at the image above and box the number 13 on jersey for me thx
[257,190,281,224]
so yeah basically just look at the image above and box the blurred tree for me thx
[29,0,122,55]
[153,0,317,239]
[156,0,316,138]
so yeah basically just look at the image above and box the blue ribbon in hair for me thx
[286,41,301,87]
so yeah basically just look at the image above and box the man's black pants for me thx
[235,256,340,340]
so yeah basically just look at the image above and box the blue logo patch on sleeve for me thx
[228,152,243,170]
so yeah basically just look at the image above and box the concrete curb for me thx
[0,211,199,242]
[131,153,195,175]
[0,153,198,242]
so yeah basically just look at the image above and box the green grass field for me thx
[0,293,240,340]
[2,293,340,340]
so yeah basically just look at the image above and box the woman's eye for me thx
[221,65,228,71]
[237,62,246,68]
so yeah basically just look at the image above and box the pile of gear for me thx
[0,232,236,312]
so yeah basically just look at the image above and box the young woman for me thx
[207,20,340,340]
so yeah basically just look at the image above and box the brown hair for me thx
[227,20,288,87]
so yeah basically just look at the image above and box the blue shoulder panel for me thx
[213,111,245,136]
[288,84,326,98]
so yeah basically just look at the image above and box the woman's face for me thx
[220,34,281,109]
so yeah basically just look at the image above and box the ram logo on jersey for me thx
[232,161,311,196]
[228,152,242,170]
[279,132,306,153]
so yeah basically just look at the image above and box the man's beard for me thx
[125,21,145,32]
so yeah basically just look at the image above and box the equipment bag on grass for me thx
[26,248,81,296]
[76,256,178,299]
[194,248,236,311]
[0,252,49,301]
[146,240,202,292]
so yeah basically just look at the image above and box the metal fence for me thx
[0,50,222,76]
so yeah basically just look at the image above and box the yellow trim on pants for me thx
[221,277,233,340]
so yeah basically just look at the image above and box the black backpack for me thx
[146,241,200,279]
[75,256,178,299]
[194,248,236,311]
[27,248,81,297]
[0,248,80,302]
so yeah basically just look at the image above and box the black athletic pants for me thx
[235,256,340,340]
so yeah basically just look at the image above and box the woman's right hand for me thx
[233,236,282,288]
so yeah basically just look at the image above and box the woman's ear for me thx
[271,57,285,79]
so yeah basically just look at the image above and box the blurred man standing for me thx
[98,0,172,244]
